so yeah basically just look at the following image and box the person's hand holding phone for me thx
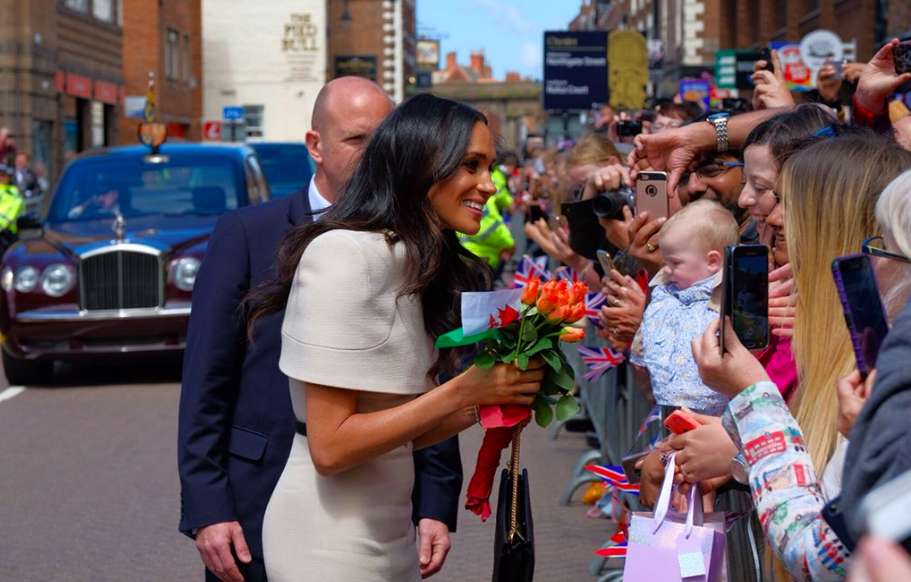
[598,268,646,348]
[817,59,844,104]
[769,263,797,338]
[581,164,630,201]
[836,369,876,437]
[752,49,795,111]
[692,317,770,397]
[668,410,738,486]
[628,127,706,198]
[855,39,911,116]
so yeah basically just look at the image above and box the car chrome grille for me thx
[80,251,162,310]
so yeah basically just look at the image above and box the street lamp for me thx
[341,0,352,24]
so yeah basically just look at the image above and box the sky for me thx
[417,0,582,81]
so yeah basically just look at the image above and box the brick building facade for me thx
[119,0,202,144]
[327,0,416,102]
[0,0,123,182]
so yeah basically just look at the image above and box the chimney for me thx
[446,51,458,71]
[505,71,521,83]
[469,51,485,74]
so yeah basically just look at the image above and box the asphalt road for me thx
[0,359,610,582]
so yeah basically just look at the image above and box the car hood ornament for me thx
[112,211,126,241]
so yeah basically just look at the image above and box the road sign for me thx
[543,30,608,111]
[715,49,766,90]
[222,106,244,121]
[203,121,222,141]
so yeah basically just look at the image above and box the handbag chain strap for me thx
[508,424,524,544]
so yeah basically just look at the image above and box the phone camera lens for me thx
[645,185,658,197]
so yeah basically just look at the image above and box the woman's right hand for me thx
[457,361,544,408]
[639,444,671,509]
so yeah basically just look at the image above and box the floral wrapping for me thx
[722,381,850,581]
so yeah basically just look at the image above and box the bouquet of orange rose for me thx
[435,276,588,520]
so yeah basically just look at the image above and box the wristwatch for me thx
[730,452,749,485]
[707,112,731,153]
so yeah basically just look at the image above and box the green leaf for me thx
[516,353,529,370]
[475,352,496,369]
[533,399,554,427]
[521,324,538,344]
[541,349,562,371]
[525,337,553,357]
[555,395,581,421]
[524,306,539,318]
[548,364,575,391]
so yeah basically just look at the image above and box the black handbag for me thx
[492,428,534,582]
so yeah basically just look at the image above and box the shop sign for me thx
[65,73,92,99]
[203,121,222,141]
[94,81,119,105]
[53,71,65,93]
[334,55,378,81]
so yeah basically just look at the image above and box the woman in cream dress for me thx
[244,94,544,581]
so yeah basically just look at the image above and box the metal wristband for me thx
[712,115,729,153]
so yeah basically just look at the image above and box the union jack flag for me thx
[554,266,580,283]
[585,292,606,325]
[585,464,640,495]
[637,405,661,436]
[511,255,550,288]
[578,345,625,382]
[594,530,628,557]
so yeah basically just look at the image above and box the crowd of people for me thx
[174,40,911,582]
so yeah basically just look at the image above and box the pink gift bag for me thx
[623,453,727,582]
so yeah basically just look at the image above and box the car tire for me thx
[2,349,53,386]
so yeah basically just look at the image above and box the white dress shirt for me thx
[308,176,331,220]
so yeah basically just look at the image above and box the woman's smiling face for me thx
[428,122,497,234]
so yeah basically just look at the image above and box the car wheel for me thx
[2,349,53,386]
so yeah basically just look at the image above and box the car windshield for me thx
[46,154,242,223]
[252,145,312,198]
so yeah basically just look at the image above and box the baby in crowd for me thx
[631,199,740,415]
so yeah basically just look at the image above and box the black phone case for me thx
[895,43,911,75]
[727,244,769,351]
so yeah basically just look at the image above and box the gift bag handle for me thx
[652,453,706,536]
[507,424,524,544]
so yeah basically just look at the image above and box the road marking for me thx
[0,386,25,403]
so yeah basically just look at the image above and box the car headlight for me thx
[1,267,13,292]
[41,264,76,297]
[170,257,200,292]
[14,266,39,293]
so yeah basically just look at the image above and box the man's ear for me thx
[305,130,322,165]
[706,249,723,273]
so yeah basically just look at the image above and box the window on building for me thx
[183,34,192,83]
[165,28,180,80]
[244,105,264,138]
[92,0,114,22]
[806,0,820,14]
[90,101,105,148]
[63,0,88,12]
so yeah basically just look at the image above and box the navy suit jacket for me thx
[177,190,462,559]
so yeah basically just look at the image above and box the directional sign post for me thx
[222,106,245,121]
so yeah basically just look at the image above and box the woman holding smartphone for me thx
[244,94,543,582]
[691,134,911,581]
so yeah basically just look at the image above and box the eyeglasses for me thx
[694,161,744,179]
[862,236,911,264]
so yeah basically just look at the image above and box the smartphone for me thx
[617,120,643,137]
[831,254,889,378]
[548,215,566,231]
[596,250,614,274]
[635,171,669,221]
[758,47,774,73]
[664,410,700,435]
[861,468,911,554]
[621,452,648,485]
[560,198,606,260]
[894,41,911,75]
[721,244,770,352]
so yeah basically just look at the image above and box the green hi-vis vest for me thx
[0,184,25,234]
[458,168,515,267]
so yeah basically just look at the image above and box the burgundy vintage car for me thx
[0,143,270,384]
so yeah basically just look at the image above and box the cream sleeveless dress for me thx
[262,230,435,582]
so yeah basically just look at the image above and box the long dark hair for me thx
[244,93,492,375]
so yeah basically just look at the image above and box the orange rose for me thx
[559,327,585,342]
[569,282,588,305]
[521,277,541,306]
[537,280,563,315]
[566,302,586,323]
[546,305,570,324]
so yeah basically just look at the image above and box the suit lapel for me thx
[287,188,314,227]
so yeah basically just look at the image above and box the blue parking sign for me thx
[222,106,244,121]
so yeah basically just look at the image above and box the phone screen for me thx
[833,254,889,376]
[729,245,769,350]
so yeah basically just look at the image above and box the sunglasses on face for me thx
[862,236,911,264]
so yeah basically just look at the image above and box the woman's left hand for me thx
[598,269,646,346]
[692,317,770,397]
[836,369,876,437]
[668,411,738,485]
